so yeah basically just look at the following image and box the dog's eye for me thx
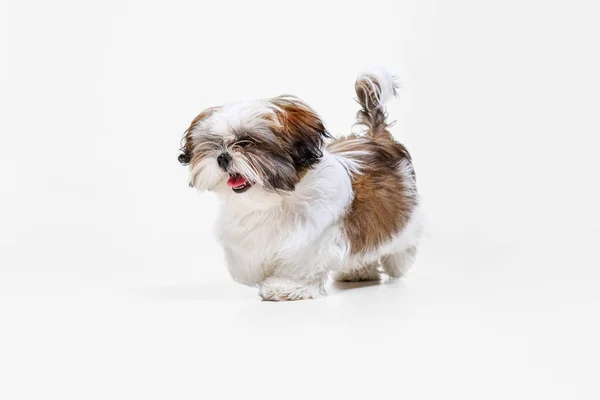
[236,140,254,148]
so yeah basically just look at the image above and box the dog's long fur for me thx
[179,68,422,301]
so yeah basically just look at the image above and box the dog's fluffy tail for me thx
[354,67,398,140]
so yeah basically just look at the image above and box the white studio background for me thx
[1,1,599,399]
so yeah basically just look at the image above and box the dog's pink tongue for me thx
[227,174,247,187]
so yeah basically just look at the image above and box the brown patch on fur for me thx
[330,70,417,253]
[297,169,309,181]
[270,96,332,171]
[331,135,417,254]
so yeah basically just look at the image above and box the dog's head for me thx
[179,96,330,198]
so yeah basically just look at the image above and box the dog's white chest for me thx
[215,210,289,284]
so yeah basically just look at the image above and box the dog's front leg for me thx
[223,247,266,287]
[258,244,342,301]
[258,273,327,301]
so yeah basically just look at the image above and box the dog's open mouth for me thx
[227,173,252,193]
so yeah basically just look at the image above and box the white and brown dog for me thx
[179,68,422,301]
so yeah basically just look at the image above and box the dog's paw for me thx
[259,278,325,301]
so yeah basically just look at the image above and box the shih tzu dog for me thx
[178,68,422,301]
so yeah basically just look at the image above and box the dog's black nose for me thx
[217,153,232,170]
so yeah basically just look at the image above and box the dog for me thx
[178,68,422,301]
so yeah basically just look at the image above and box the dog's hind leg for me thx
[331,260,381,282]
[380,245,417,279]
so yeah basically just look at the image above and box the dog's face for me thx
[179,96,330,199]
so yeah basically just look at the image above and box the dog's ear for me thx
[178,148,191,165]
[178,107,220,166]
[271,96,332,169]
